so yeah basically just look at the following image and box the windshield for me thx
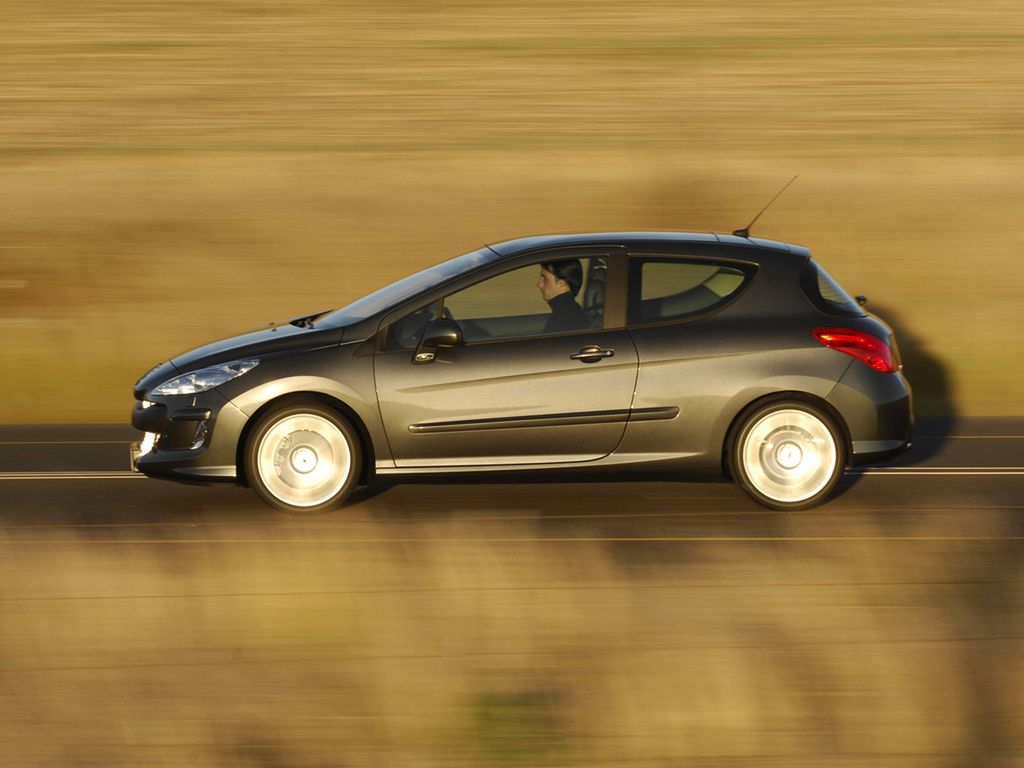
[317,247,497,328]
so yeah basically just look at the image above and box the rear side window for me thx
[800,260,865,318]
[628,258,754,325]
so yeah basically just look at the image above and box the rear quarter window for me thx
[800,259,865,318]
[628,258,755,325]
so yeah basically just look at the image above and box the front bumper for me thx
[130,394,248,482]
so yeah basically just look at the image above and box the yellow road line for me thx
[2,468,1023,481]
[7,636,1024,675]
[5,503,1022,532]
[852,470,1024,475]
[0,440,129,445]
[0,472,144,480]
[920,435,1024,439]
[3,535,1024,545]
[0,578,1015,603]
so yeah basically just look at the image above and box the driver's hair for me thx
[541,259,583,297]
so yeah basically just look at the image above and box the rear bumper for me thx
[827,364,913,466]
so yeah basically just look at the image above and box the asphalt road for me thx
[0,419,1022,767]
[0,417,1021,527]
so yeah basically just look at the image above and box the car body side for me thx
[132,233,912,484]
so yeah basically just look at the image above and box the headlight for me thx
[151,359,259,396]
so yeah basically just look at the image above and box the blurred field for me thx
[1,0,1023,420]
[2,475,1023,767]
[3,7,1023,765]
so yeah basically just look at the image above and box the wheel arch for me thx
[719,390,853,478]
[234,392,377,487]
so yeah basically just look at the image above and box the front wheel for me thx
[245,403,362,513]
[729,401,846,510]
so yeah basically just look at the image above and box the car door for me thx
[374,251,638,467]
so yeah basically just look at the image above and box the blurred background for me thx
[1,0,1022,421]
[2,2,1023,767]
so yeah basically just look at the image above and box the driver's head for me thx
[536,259,582,302]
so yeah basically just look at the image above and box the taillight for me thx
[813,328,897,373]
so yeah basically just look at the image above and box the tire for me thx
[244,402,362,513]
[729,400,846,510]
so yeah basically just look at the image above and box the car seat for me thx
[582,259,607,328]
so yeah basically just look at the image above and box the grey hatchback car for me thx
[131,232,912,511]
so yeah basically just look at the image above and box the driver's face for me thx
[537,267,567,302]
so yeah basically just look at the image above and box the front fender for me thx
[221,343,390,466]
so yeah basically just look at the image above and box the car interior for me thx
[386,257,608,348]
[386,259,753,350]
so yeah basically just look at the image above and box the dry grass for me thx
[2,497,1022,767]
[1,0,1022,421]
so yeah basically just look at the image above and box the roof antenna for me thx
[732,175,799,238]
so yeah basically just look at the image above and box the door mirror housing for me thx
[413,318,463,363]
[421,317,463,349]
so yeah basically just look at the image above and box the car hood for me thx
[134,313,346,398]
[171,323,345,371]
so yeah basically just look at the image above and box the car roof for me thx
[487,231,811,259]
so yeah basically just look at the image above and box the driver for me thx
[537,259,587,333]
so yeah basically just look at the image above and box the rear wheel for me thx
[245,402,361,513]
[730,401,846,510]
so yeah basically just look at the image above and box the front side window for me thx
[443,257,607,342]
[629,258,752,325]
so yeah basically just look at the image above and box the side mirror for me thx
[855,295,868,307]
[413,318,463,364]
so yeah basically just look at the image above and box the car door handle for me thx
[570,345,614,363]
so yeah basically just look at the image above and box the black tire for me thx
[729,400,846,510]
[244,402,362,514]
